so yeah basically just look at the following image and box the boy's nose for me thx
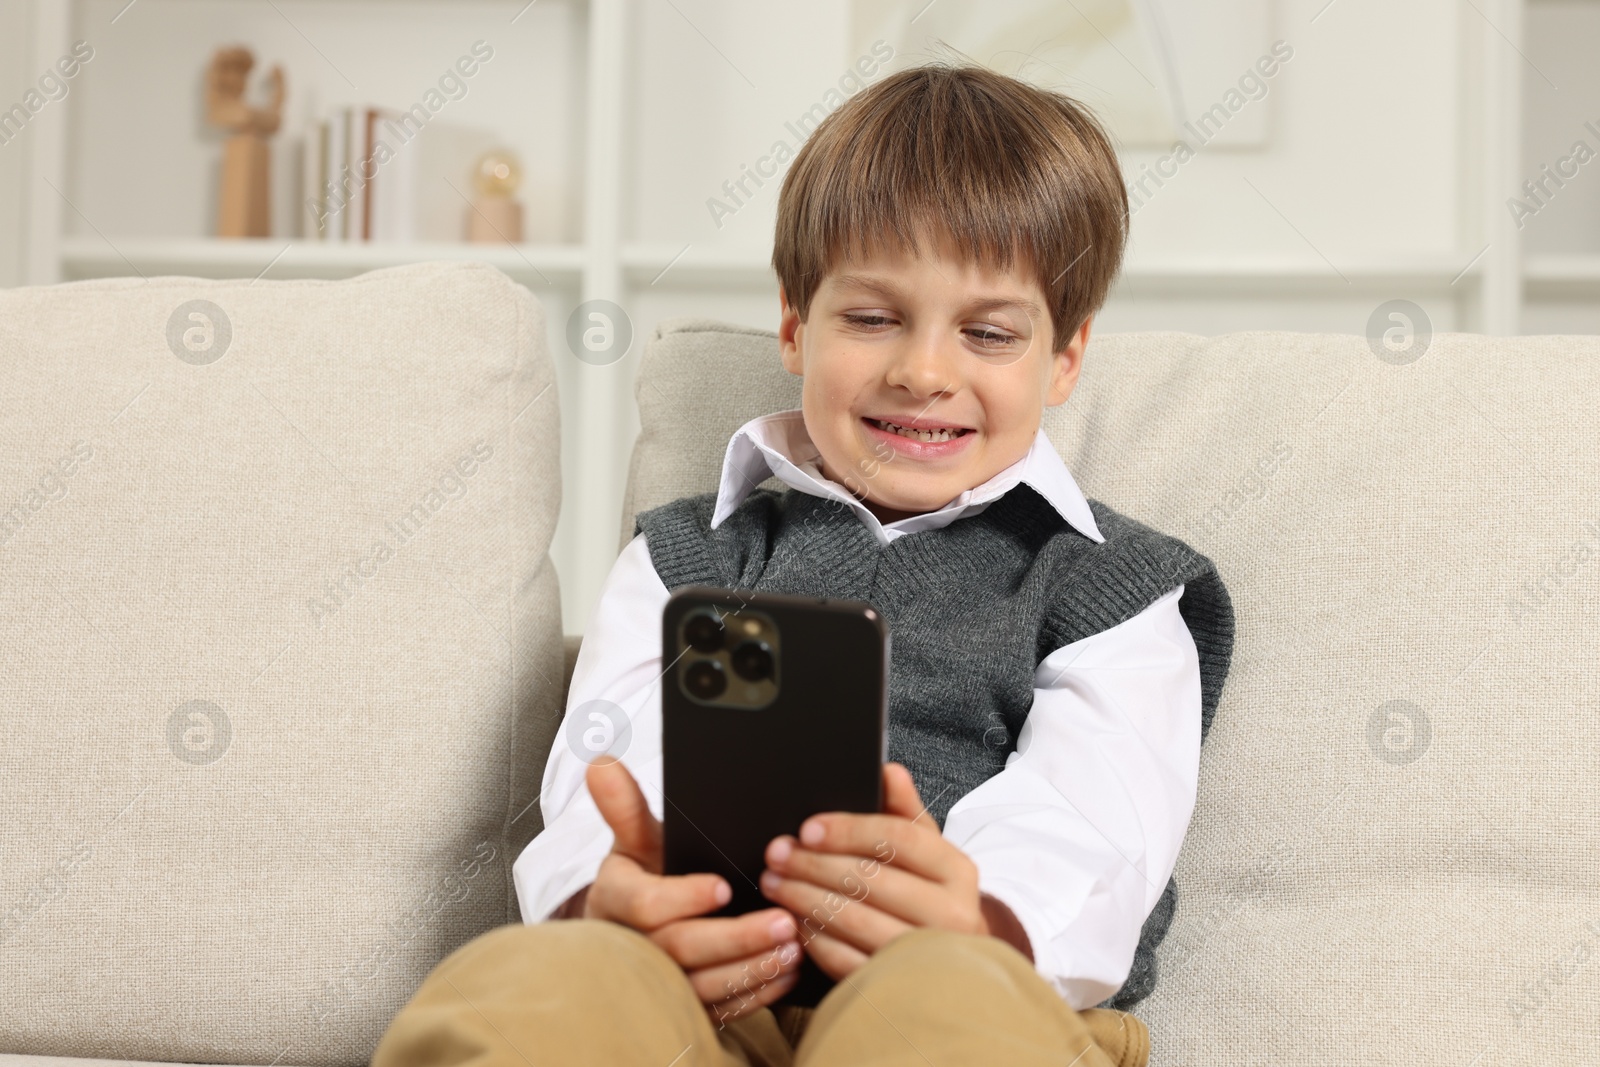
[884,333,961,397]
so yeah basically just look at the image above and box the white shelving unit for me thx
[17,0,1592,630]
[56,237,1500,296]
[1527,255,1600,291]
[57,237,587,283]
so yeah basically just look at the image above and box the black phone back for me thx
[662,584,888,1006]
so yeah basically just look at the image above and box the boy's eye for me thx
[844,313,895,329]
[967,326,1018,350]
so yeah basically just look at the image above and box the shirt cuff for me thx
[976,875,1123,1011]
[511,800,612,923]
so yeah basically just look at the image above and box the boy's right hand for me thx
[578,757,804,1022]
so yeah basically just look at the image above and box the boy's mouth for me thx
[863,416,974,444]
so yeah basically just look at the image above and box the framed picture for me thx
[851,0,1276,149]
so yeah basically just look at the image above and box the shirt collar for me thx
[709,409,1104,546]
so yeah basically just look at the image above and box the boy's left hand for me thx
[759,761,1005,980]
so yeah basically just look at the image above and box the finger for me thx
[649,908,798,971]
[789,809,960,884]
[705,967,800,1026]
[800,929,870,982]
[759,868,913,956]
[586,757,661,870]
[765,845,971,931]
[882,762,928,822]
[689,940,803,1010]
[586,854,731,931]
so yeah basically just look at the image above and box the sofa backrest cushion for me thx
[623,318,1600,1064]
[0,263,563,1065]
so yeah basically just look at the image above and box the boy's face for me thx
[778,236,1090,525]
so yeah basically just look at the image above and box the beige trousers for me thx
[372,919,1150,1067]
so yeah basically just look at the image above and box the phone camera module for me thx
[675,601,779,709]
[684,658,727,700]
[684,611,725,653]
[729,640,774,682]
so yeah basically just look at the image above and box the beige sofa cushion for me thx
[0,1059,271,1067]
[0,263,562,1066]
[625,318,1600,1063]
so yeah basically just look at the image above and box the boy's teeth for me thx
[874,418,964,443]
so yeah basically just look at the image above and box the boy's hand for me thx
[759,762,1018,980]
[577,757,804,1022]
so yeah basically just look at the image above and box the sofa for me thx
[2,262,1596,1066]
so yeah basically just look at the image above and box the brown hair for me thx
[772,62,1128,348]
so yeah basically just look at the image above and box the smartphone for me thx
[661,583,889,1008]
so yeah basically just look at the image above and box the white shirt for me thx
[512,409,1202,1010]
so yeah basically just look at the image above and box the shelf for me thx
[619,244,1486,296]
[1112,254,1485,297]
[57,239,1497,298]
[58,238,586,285]
[1525,255,1600,298]
[622,243,775,286]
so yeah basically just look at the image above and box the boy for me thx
[374,62,1233,1067]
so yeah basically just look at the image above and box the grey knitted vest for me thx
[634,481,1235,1010]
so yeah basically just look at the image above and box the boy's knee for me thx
[439,918,676,992]
[883,926,1023,964]
[379,920,712,1067]
[867,928,1034,987]
[518,917,668,969]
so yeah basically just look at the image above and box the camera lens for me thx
[684,658,726,700]
[729,640,774,682]
[684,611,725,653]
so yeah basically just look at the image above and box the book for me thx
[302,103,502,243]
[302,120,328,240]
[369,107,414,242]
[362,107,377,241]
[324,109,347,243]
[341,107,358,242]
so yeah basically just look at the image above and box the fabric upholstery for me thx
[0,263,563,1065]
[623,318,1600,1064]
[0,1059,276,1067]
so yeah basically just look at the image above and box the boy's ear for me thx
[1046,316,1092,406]
[778,285,804,377]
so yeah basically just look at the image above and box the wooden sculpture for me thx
[206,47,284,238]
[467,149,525,243]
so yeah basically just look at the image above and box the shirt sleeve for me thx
[940,583,1202,1010]
[511,532,670,923]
